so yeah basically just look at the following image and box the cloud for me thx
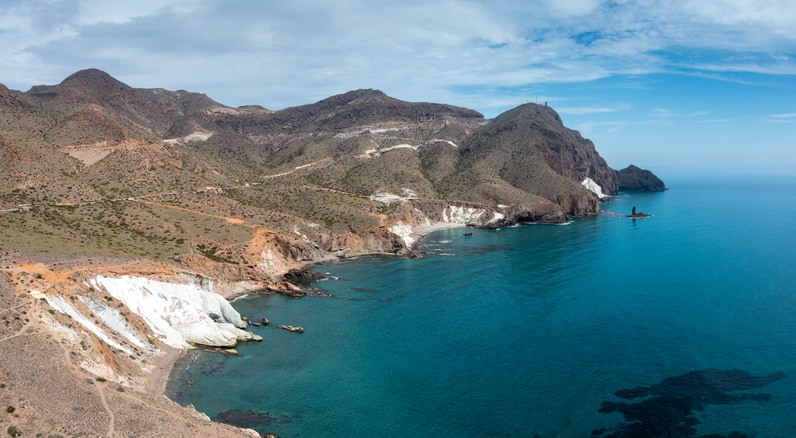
[1,0,796,115]
[651,108,677,117]
[650,108,709,118]
[541,0,602,18]
[681,0,796,38]
[767,113,796,123]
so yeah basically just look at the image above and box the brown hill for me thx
[440,103,619,220]
[0,69,656,265]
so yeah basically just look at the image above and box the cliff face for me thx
[0,261,264,438]
[448,103,616,218]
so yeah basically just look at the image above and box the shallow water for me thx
[168,175,796,437]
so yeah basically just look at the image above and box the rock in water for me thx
[278,325,304,333]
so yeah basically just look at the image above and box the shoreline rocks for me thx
[277,325,304,333]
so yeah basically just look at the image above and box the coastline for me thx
[143,344,186,396]
[412,220,468,237]
[154,221,466,403]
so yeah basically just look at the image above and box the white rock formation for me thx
[390,222,416,247]
[91,275,260,349]
[487,211,505,224]
[80,296,149,350]
[37,293,134,354]
[582,177,608,199]
[162,130,213,145]
[443,205,485,224]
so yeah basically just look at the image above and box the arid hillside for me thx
[0,69,635,273]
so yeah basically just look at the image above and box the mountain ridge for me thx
[0,68,670,276]
[0,70,665,269]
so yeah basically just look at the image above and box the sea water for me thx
[167,175,796,437]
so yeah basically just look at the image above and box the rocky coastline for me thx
[0,69,667,436]
[0,183,664,437]
[0,216,475,437]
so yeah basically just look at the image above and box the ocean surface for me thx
[167,175,796,437]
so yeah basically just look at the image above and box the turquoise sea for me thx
[167,175,796,437]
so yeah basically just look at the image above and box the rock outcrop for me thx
[440,103,615,220]
[91,275,261,348]
[615,164,666,191]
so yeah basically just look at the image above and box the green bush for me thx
[5,406,14,413]
[7,425,21,437]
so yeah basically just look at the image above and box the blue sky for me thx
[1,0,795,176]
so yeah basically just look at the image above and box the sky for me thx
[1,0,795,176]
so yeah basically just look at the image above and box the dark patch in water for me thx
[592,369,786,438]
[353,287,379,293]
[213,408,296,434]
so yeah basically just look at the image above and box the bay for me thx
[167,175,796,437]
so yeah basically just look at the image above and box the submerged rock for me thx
[593,368,785,438]
[278,325,304,333]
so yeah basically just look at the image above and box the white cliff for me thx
[35,293,134,355]
[91,275,260,349]
[582,177,608,199]
[443,205,486,224]
[390,222,416,247]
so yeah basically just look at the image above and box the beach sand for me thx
[413,220,467,236]
[143,344,186,396]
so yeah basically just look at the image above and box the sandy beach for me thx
[413,220,468,236]
[143,344,186,396]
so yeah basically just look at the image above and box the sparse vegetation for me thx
[0,69,610,266]
[196,244,235,264]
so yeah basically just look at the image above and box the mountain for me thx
[0,68,662,274]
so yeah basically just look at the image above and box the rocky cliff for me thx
[615,164,667,191]
[449,103,617,221]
